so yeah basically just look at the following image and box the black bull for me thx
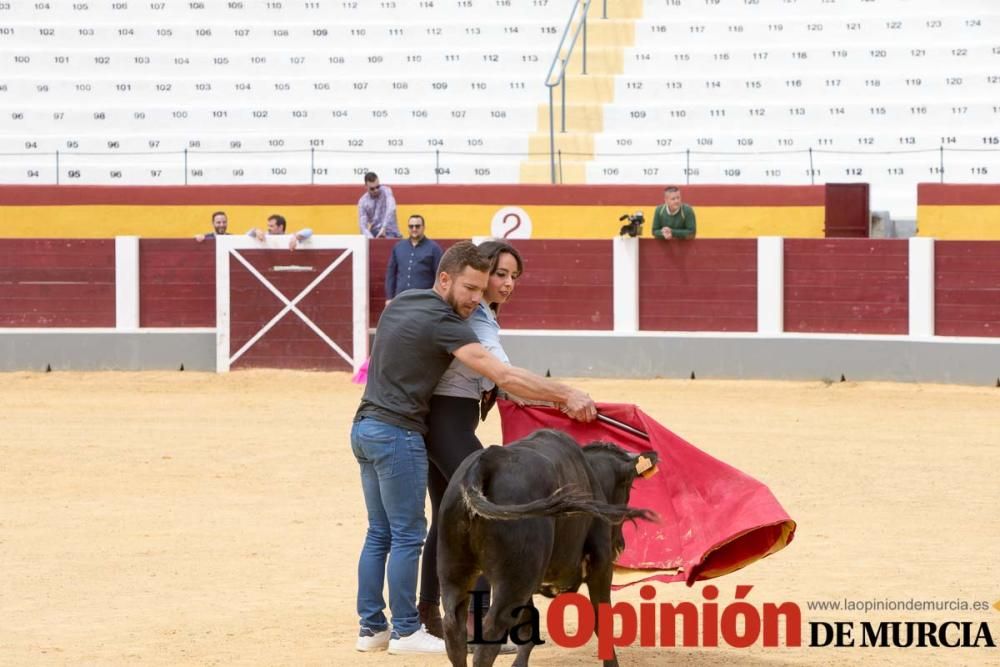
[437,428,659,667]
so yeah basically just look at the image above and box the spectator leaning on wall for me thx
[247,214,313,250]
[358,172,402,239]
[195,211,229,242]
[652,186,697,240]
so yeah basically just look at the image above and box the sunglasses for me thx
[368,185,380,192]
[408,224,423,229]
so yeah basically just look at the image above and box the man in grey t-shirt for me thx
[351,241,595,655]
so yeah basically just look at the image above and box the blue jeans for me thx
[351,417,428,637]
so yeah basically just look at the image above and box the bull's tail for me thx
[462,484,652,525]
[460,449,654,525]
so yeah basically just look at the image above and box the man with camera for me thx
[652,186,696,240]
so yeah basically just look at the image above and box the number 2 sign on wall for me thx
[490,206,533,239]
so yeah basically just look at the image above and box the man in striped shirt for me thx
[358,172,402,239]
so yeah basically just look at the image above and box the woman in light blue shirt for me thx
[418,240,523,637]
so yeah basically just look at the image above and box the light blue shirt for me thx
[434,302,509,400]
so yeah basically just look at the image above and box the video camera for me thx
[618,211,644,238]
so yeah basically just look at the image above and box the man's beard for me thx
[444,286,472,319]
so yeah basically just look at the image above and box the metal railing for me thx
[0,145,988,187]
[544,0,599,184]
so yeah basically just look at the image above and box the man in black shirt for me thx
[351,241,595,655]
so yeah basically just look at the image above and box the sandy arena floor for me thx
[1,371,998,666]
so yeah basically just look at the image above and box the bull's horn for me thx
[635,455,657,477]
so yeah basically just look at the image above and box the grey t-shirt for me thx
[354,289,479,434]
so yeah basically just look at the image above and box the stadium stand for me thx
[572,1,1000,216]
[0,0,997,219]
[0,0,574,186]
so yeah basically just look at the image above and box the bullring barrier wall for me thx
[2,235,1000,384]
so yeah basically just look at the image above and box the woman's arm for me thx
[453,342,596,421]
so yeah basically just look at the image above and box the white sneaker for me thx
[387,625,447,654]
[356,627,390,652]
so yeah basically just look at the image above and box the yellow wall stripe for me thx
[0,204,824,239]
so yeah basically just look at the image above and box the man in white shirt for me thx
[246,214,313,250]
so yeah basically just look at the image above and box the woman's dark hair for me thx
[476,240,524,315]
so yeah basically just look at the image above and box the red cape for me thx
[498,401,796,587]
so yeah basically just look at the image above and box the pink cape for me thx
[498,401,796,587]
[351,357,370,385]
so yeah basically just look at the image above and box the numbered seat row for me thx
[612,71,996,101]
[0,19,567,48]
[622,42,996,73]
[0,0,564,21]
[4,70,986,105]
[631,13,993,45]
[586,151,968,183]
[2,47,554,74]
[600,102,998,131]
[0,104,540,132]
[7,132,988,161]
[0,75,549,103]
[594,131,995,153]
[1,132,532,154]
[643,0,976,19]
[0,153,523,185]
[6,102,986,136]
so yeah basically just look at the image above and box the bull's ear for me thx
[634,454,659,478]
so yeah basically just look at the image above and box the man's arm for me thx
[358,202,374,238]
[431,243,443,273]
[382,188,398,237]
[672,206,696,239]
[384,246,398,300]
[288,228,313,250]
[651,205,668,239]
[453,342,596,421]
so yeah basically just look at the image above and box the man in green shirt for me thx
[652,186,696,240]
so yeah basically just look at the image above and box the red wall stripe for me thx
[784,239,909,335]
[0,239,115,327]
[918,183,1000,206]
[934,241,1000,337]
[0,184,825,207]
[139,239,216,327]
[638,239,758,332]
